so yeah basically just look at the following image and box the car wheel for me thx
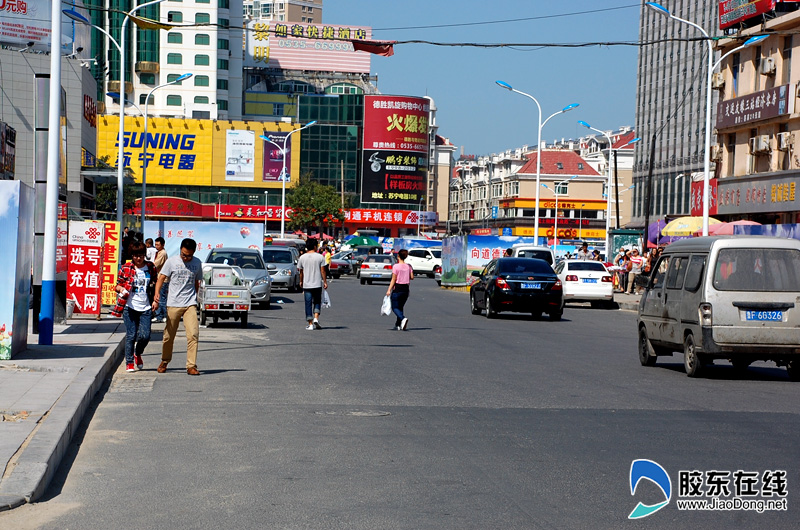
[212,315,218,326]
[683,333,703,377]
[485,296,496,318]
[530,310,542,320]
[590,301,601,309]
[360,278,366,285]
[638,326,658,367]
[470,293,481,315]
[332,274,340,279]
[436,281,441,286]
[240,312,248,328]
[786,360,800,382]
[549,310,562,321]
[428,272,435,278]
[261,299,270,310]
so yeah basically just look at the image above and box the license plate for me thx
[521,282,542,290]
[220,304,233,310]
[745,310,783,321]
[582,278,598,284]
[372,274,382,278]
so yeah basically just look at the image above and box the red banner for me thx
[719,0,774,29]
[691,179,718,217]
[66,221,104,315]
[217,204,291,221]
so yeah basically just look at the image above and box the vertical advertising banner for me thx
[91,221,121,306]
[361,95,430,205]
[56,221,69,274]
[0,181,33,359]
[225,130,255,182]
[66,221,104,316]
[690,179,718,217]
[262,132,291,182]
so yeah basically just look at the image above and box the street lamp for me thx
[417,196,425,236]
[579,203,586,240]
[578,121,616,257]
[107,92,143,115]
[646,2,767,236]
[495,80,578,245]
[140,73,192,228]
[64,0,167,251]
[541,175,577,248]
[259,120,317,238]
[217,191,222,222]
[264,190,269,232]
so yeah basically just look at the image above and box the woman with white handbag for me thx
[385,249,414,331]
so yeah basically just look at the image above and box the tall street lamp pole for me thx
[578,121,616,255]
[260,120,316,238]
[646,3,767,236]
[495,81,578,246]
[140,73,192,228]
[264,190,269,235]
[542,175,576,248]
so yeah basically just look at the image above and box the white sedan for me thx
[553,260,614,308]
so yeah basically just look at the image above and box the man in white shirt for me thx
[627,248,646,294]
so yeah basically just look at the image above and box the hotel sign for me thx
[716,84,791,129]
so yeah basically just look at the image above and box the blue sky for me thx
[325,1,641,157]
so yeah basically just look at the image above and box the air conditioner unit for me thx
[710,144,723,161]
[759,57,776,76]
[749,135,771,154]
[777,131,793,151]
[711,72,725,90]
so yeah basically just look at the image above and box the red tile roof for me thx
[612,130,637,149]
[517,150,600,177]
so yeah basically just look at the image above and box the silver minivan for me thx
[637,236,800,379]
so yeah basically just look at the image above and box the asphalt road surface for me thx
[2,274,799,529]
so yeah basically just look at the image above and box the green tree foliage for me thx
[95,183,137,217]
[286,176,345,234]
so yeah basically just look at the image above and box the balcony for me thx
[135,61,160,74]
[107,80,134,95]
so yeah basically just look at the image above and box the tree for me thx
[286,176,345,234]
[95,183,138,218]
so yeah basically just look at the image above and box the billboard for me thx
[66,221,104,316]
[0,0,88,53]
[245,20,372,73]
[0,181,33,359]
[145,221,264,262]
[361,95,430,205]
[98,115,213,186]
[225,130,255,182]
[716,85,791,129]
[720,0,774,29]
[262,131,292,182]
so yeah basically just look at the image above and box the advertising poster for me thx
[218,204,290,221]
[441,235,468,287]
[0,181,33,359]
[225,130,255,182]
[66,221,104,316]
[465,235,542,271]
[361,95,430,205]
[245,20,372,73]
[90,221,120,306]
[262,131,290,182]
[56,221,69,274]
[145,221,263,262]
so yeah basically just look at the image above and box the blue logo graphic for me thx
[629,459,672,519]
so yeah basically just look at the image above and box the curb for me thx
[0,337,123,509]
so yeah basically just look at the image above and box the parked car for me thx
[351,245,384,267]
[511,245,556,266]
[404,247,442,277]
[554,260,614,307]
[206,248,271,308]
[358,254,397,284]
[470,257,563,320]
[330,250,358,278]
[262,246,300,292]
[637,236,800,379]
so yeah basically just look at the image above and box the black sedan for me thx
[469,258,564,320]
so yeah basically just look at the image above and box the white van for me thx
[637,236,800,379]
[511,245,556,267]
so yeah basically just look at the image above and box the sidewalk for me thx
[614,291,642,312]
[0,315,125,511]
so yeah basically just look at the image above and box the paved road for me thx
[2,275,799,529]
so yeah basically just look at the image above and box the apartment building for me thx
[243,0,323,23]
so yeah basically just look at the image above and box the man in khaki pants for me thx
[153,238,203,375]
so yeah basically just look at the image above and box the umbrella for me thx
[346,235,379,247]
[661,216,722,237]
[648,219,687,245]
[704,220,761,236]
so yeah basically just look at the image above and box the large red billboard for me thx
[361,95,430,205]
[719,0,800,29]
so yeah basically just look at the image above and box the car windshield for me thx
[208,251,265,270]
[263,250,293,263]
[517,250,552,264]
[498,258,552,274]
[713,248,800,291]
[569,262,606,272]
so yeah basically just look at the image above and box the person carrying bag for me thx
[385,249,414,331]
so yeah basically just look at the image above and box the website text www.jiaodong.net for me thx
[676,497,788,513]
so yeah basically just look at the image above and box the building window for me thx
[166,95,182,106]
[217,79,228,90]
[218,0,229,7]
[783,36,792,82]
[167,32,182,44]
[218,100,228,111]
[139,73,155,85]
[195,54,210,66]
[196,13,211,24]
[167,73,187,85]
[273,103,284,116]
[753,46,761,92]
[259,4,271,16]
[194,96,209,104]
[195,34,210,45]
[167,11,182,22]
[556,162,563,169]
[139,94,154,105]
[197,0,210,3]
[218,59,229,70]
[194,75,210,86]
[578,163,583,170]
[218,18,229,28]
[555,182,569,195]
[167,53,182,64]
[218,38,229,50]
